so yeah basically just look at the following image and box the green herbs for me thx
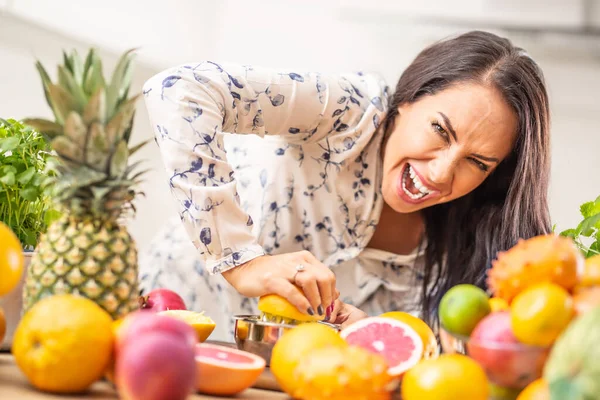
[560,195,600,258]
[0,118,58,249]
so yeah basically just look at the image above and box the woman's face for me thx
[381,83,518,213]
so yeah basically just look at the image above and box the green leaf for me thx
[105,94,139,146]
[83,87,106,125]
[48,84,80,122]
[580,198,600,219]
[0,136,20,152]
[83,55,106,99]
[106,48,137,120]
[86,122,109,169]
[58,65,87,110]
[51,135,83,162]
[21,118,63,139]
[43,208,62,226]
[34,61,59,122]
[577,213,600,237]
[110,140,128,178]
[0,171,15,185]
[128,138,151,156]
[2,165,17,175]
[63,111,87,148]
[17,167,36,185]
[19,187,39,201]
[69,49,84,85]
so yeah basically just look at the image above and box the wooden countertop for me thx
[0,353,289,399]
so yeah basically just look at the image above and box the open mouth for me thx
[401,163,435,201]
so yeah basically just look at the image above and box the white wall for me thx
[1,1,599,253]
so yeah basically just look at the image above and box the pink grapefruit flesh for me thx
[195,343,266,368]
[340,316,423,376]
[195,343,266,396]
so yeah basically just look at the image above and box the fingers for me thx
[328,299,344,323]
[274,278,313,316]
[297,278,320,316]
[298,252,337,315]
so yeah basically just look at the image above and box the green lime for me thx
[439,284,491,336]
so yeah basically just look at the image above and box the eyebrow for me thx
[438,111,500,164]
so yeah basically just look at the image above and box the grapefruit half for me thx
[195,343,266,396]
[340,317,423,376]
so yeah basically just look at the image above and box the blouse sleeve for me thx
[142,61,388,274]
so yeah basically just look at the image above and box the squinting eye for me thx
[470,158,489,172]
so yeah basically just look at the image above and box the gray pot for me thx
[0,252,33,350]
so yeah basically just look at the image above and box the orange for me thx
[270,322,346,396]
[0,306,5,343]
[380,311,439,359]
[0,222,24,296]
[401,354,488,400]
[293,345,395,400]
[510,282,574,347]
[489,297,509,312]
[12,294,114,393]
[577,254,600,288]
[517,378,549,400]
[158,309,216,342]
[258,285,324,322]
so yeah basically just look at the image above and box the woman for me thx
[140,30,551,341]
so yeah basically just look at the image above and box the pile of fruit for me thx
[438,234,600,399]
[2,218,277,399]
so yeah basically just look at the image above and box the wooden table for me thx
[0,353,289,399]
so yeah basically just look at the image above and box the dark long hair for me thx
[381,31,552,326]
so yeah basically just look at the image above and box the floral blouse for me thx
[142,61,426,337]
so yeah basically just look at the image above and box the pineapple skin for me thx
[23,214,139,319]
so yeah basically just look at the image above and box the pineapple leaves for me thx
[110,140,129,178]
[21,118,63,140]
[83,51,106,99]
[106,48,137,121]
[58,65,87,111]
[66,49,84,85]
[129,139,151,156]
[51,136,83,163]
[48,84,80,124]
[35,61,65,125]
[64,112,87,150]
[83,87,106,125]
[106,94,140,146]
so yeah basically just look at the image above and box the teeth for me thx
[402,165,432,200]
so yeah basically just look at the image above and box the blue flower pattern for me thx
[140,62,427,341]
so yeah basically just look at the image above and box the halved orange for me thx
[158,310,216,342]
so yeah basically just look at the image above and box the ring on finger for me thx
[293,263,305,284]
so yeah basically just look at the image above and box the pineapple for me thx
[22,48,148,319]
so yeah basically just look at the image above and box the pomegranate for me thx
[139,288,187,312]
[116,311,197,352]
[116,332,197,400]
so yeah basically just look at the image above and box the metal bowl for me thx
[233,315,340,366]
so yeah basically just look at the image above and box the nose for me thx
[428,155,455,188]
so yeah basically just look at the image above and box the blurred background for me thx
[1,0,599,253]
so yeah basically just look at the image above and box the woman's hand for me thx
[222,251,338,318]
[329,300,368,329]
